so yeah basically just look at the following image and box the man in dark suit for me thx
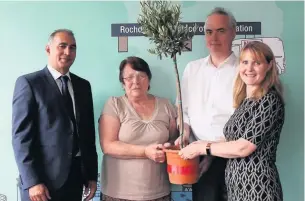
[12,29,98,201]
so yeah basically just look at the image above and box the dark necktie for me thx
[60,75,79,157]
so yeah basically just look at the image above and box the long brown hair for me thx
[233,41,284,108]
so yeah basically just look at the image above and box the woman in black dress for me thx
[179,41,285,201]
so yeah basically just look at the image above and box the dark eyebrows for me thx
[59,42,77,48]
[205,28,226,33]
[216,28,225,32]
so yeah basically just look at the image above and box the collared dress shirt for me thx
[181,53,239,141]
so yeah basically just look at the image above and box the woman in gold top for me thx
[99,56,178,201]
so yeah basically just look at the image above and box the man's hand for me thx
[174,123,190,146]
[83,180,97,201]
[29,184,51,201]
[198,156,213,177]
[144,144,166,163]
[174,135,189,147]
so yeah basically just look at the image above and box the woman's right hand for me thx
[144,144,166,163]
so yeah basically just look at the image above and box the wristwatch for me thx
[206,142,212,156]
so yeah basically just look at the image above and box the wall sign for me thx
[111,22,261,52]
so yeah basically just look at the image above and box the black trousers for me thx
[192,157,227,201]
[21,157,83,201]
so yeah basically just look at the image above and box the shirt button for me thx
[68,152,72,156]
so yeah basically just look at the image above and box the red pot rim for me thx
[163,145,181,153]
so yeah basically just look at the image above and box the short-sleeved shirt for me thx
[100,95,177,200]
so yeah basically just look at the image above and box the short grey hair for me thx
[204,7,237,30]
[47,29,75,44]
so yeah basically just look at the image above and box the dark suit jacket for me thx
[12,67,98,191]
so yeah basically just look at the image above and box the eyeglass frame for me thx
[122,73,148,82]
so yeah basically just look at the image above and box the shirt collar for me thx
[47,65,71,81]
[207,52,237,68]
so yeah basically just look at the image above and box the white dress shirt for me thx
[47,65,80,156]
[181,53,238,141]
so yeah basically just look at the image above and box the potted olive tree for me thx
[138,0,199,184]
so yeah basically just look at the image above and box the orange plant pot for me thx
[164,146,199,185]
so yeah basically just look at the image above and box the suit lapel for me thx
[43,66,62,97]
[42,66,70,119]
[43,67,80,128]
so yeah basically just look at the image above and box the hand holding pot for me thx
[174,123,190,147]
[178,141,206,159]
[145,144,166,163]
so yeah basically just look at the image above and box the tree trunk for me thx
[173,54,184,149]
